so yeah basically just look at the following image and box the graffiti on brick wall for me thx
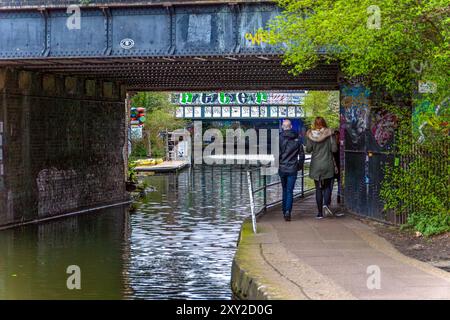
[36,168,80,217]
[341,85,370,145]
[370,109,397,148]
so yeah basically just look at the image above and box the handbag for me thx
[330,136,338,175]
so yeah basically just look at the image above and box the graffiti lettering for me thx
[410,60,430,75]
[174,92,304,106]
[245,31,267,46]
[418,80,437,94]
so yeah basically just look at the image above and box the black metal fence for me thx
[246,165,315,232]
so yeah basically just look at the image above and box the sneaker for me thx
[284,215,291,221]
[323,205,333,216]
[316,214,324,220]
[335,212,345,217]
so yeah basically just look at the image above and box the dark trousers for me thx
[279,172,297,215]
[329,176,341,203]
[314,178,332,214]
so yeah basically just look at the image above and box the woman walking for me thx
[306,117,342,219]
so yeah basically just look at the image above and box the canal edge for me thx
[231,219,285,300]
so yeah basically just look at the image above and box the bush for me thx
[130,139,148,159]
[381,107,450,236]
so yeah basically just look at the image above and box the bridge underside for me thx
[1,56,339,91]
[3,1,392,230]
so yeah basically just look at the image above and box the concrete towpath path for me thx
[231,194,450,300]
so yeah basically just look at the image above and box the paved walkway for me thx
[232,195,450,300]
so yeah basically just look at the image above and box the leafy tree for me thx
[267,0,449,235]
[268,0,448,105]
[131,92,173,112]
[131,92,187,158]
[303,91,340,129]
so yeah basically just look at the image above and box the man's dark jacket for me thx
[279,129,305,174]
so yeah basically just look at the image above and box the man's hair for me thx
[282,119,292,131]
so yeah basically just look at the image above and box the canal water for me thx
[0,166,286,299]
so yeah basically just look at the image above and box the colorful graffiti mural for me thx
[340,85,371,146]
[370,109,398,148]
[413,96,450,143]
[172,91,306,106]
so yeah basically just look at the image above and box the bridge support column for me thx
[0,68,128,228]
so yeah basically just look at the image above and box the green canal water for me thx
[0,166,285,300]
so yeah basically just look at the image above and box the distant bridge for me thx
[171,91,306,119]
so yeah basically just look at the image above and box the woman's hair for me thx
[313,116,328,129]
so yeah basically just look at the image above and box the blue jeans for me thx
[279,172,297,215]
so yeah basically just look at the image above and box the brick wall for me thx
[0,68,128,227]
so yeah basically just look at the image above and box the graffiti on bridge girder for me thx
[173,92,305,106]
[244,30,267,46]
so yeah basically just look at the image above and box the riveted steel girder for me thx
[0,2,339,91]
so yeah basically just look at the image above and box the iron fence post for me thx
[301,168,305,197]
[263,173,267,211]
[247,170,257,234]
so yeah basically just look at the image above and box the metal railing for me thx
[246,165,315,233]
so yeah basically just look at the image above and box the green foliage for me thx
[132,92,188,158]
[131,92,172,112]
[303,91,340,129]
[128,161,137,183]
[130,140,148,159]
[378,104,449,236]
[147,108,187,158]
[268,0,449,235]
[268,0,449,106]
[380,126,450,236]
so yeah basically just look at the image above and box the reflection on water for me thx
[0,207,129,299]
[0,166,273,299]
[126,166,252,299]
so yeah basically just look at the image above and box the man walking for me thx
[279,119,305,221]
